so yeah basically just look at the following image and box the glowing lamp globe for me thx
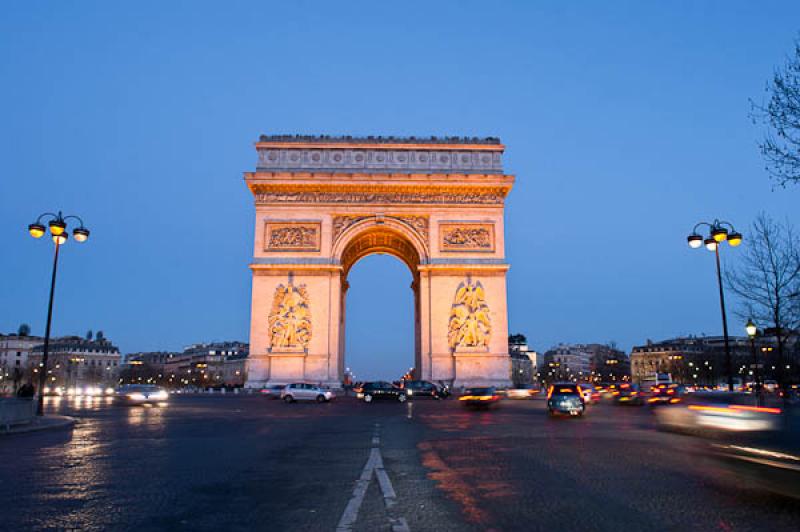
[704,238,717,251]
[52,232,68,245]
[711,227,728,243]
[727,232,742,247]
[687,234,703,248]
[49,219,67,236]
[73,227,90,243]
[28,223,46,238]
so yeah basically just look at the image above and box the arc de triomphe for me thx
[244,135,514,389]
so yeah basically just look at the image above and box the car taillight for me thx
[730,405,782,414]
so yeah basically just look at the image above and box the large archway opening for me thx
[344,254,415,382]
[336,225,424,384]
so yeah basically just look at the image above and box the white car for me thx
[281,383,335,403]
[115,385,169,405]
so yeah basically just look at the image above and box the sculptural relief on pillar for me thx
[439,222,495,252]
[448,279,492,349]
[265,221,321,251]
[269,282,312,350]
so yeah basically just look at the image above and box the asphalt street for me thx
[1,394,798,531]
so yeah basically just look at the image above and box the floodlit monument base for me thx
[243,135,515,390]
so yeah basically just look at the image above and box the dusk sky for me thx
[2,2,799,380]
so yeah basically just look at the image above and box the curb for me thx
[0,415,76,435]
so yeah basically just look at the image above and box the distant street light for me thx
[745,318,761,400]
[28,211,90,416]
[687,219,742,391]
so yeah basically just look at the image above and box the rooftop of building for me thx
[258,134,502,145]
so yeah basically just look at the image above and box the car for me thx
[647,383,684,406]
[654,392,783,434]
[404,380,444,399]
[506,384,539,400]
[259,384,285,399]
[579,383,600,405]
[115,384,169,405]
[358,381,408,403]
[459,387,501,408]
[762,380,779,393]
[613,383,644,405]
[547,383,585,416]
[281,383,335,403]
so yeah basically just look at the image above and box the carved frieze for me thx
[265,221,321,252]
[256,147,503,173]
[332,215,429,243]
[269,282,312,349]
[448,280,491,349]
[256,191,505,205]
[440,223,495,252]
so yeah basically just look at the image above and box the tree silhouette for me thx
[753,38,800,187]
[17,323,31,336]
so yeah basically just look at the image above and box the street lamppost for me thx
[745,318,760,401]
[687,219,742,391]
[28,211,90,416]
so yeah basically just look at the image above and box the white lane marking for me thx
[389,517,411,532]
[336,423,408,532]
[375,467,397,506]
[336,448,380,532]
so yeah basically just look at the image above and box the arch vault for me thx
[244,135,514,388]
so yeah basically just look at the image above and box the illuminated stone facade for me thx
[244,135,515,388]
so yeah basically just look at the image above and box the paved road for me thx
[0,395,798,531]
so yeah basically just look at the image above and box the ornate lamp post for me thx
[687,219,742,391]
[745,318,760,401]
[28,211,90,416]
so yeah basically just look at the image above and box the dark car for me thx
[647,383,684,406]
[459,387,501,408]
[614,383,644,405]
[260,384,285,399]
[404,380,444,399]
[547,383,585,416]
[358,381,408,403]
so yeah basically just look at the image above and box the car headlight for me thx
[128,393,146,401]
[151,391,169,400]
[407,389,413,396]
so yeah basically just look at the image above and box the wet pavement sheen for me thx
[0,395,798,531]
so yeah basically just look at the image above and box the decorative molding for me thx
[268,282,312,349]
[265,221,321,252]
[448,280,491,349]
[332,214,429,243]
[440,223,495,252]
[256,190,506,205]
[256,146,503,173]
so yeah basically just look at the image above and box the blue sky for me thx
[1,1,798,380]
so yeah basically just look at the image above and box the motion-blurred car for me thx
[404,380,444,399]
[654,392,783,434]
[115,385,169,405]
[613,383,644,405]
[259,384,285,399]
[358,381,407,403]
[547,383,585,416]
[459,387,501,408]
[506,384,539,400]
[763,380,779,393]
[281,383,335,403]
[579,383,600,405]
[647,383,684,406]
